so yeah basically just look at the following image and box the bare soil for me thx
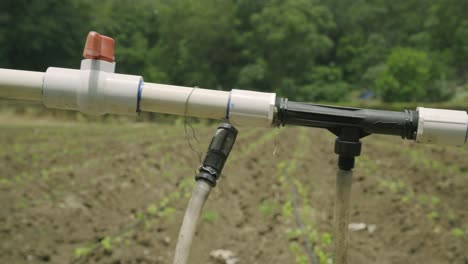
[0,116,467,264]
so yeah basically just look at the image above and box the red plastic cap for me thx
[83,31,115,63]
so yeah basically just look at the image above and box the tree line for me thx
[1,0,467,102]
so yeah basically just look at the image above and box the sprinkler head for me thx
[195,123,238,186]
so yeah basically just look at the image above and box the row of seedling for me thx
[71,126,282,262]
[259,128,332,264]
[357,154,467,238]
[3,129,198,211]
[371,139,468,179]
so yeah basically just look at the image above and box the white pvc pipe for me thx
[416,107,468,146]
[141,82,230,120]
[0,69,43,101]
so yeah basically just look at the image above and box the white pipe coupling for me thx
[43,59,143,115]
[416,107,468,146]
[228,89,276,127]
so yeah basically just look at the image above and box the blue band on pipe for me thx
[465,122,468,144]
[225,92,232,120]
[136,79,143,113]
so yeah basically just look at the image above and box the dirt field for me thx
[0,113,467,264]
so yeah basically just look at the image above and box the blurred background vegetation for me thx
[0,0,467,105]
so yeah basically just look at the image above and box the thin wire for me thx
[183,86,203,166]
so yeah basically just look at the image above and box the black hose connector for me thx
[195,123,238,187]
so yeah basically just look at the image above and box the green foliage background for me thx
[0,0,467,102]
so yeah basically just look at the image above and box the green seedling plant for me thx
[201,210,219,223]
[259,199,277,217]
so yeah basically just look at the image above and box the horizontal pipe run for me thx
[1,67,466,143]
[0,68,276,127]
[0,69,43,101]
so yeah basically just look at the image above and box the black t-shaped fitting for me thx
[275,98,418,140]
[275,98,420,171]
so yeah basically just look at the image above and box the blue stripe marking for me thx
[136,79,143,113]
[225,92,232,120]
[465,122,468,144]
